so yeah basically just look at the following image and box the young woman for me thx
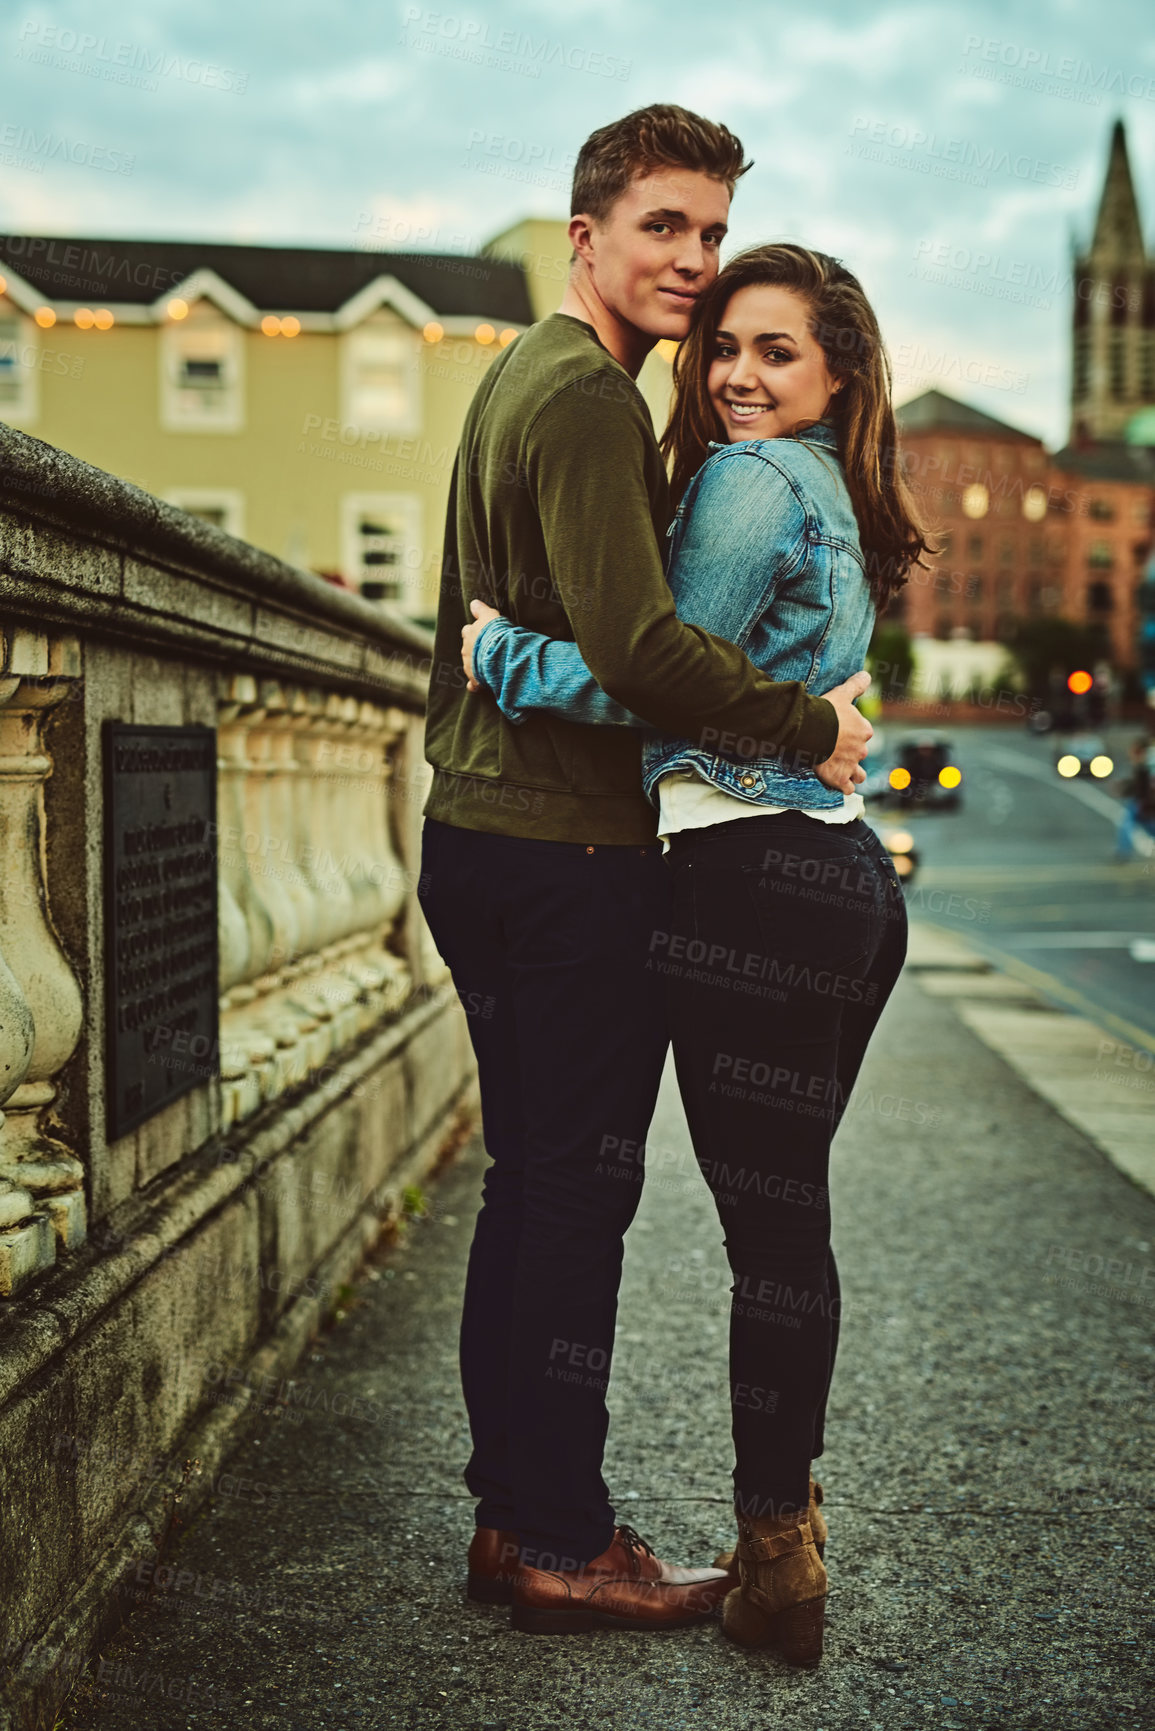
[462,244,931,1664]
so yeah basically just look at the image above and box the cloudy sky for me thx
[4,0,1154,447]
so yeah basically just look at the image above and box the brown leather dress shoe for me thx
[466,1527,521,1604]
[511,1524,730,1634]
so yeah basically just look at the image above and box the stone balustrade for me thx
[0,423,475,1731]
[212,677,416,1133]
[0,626,86,1275]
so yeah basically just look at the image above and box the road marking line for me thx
[996,932,1154,949]
[918,863,1148,885]
[952,934,1155,1054]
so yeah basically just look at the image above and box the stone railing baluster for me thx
[0,628,86,1292]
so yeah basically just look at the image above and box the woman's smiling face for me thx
[707,282,840,442]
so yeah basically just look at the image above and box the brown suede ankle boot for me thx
[720,1506,827,1666]
[714,1474,826,1571]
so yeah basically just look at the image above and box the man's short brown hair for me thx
[571,104,751,222]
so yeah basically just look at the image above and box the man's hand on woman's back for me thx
[814,670,873,794]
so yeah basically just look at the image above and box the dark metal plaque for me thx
[103,723,219,1141]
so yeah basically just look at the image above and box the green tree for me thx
[867,622,914,704]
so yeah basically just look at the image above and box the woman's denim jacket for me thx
[472,421,874,813]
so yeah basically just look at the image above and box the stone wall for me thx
[0,423,476,1731]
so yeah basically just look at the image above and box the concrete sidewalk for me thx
[59,926,1153,1731]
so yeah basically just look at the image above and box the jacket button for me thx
[740,774,756,788]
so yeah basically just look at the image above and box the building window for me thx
[341,493,423,613]
[961,483,989,519]
[164,488,245,537]
[1109,332,1126,400]
[1087,541,1113,570]
[160,309,244,431]
[1143,332,1155,399]
[998,539,1014,564]
[1028,540,1044,565]
[1088,498,1115,521]
[1086,581,1113,613]
[967,533,984,558]
[0,311,39,422]
[1022,485,1048,523]
[341,320,420,436]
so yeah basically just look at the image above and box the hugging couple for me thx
[419,102,929,1665]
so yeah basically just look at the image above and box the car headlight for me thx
[938,765,962,789]
[1089,755,1114,778]
[1056,755,1080,777]
[884,830,914,853]
[888,768,911,790]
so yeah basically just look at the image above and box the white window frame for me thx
[340,317,421,437]
[163,488,246,538]
[0,309,40,424]
[159,309,245,432]
[341,492,423,615]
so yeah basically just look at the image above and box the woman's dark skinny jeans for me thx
[662,811,908,1520]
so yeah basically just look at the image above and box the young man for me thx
[419,104,872,1635]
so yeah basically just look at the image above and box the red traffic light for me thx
[1067,669,1093,695]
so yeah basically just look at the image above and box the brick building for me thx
[893,388,1153,673]
[892,389,1053,645]
[1048,441,1155,669]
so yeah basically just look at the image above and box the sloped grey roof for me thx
[1051,441,1155,482]
[896,389,1039,443]
[0,234,533,322]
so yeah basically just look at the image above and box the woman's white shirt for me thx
[656,768,864,852]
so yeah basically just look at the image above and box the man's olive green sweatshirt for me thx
[424,313,838,845]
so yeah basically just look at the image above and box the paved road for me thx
[59,961,1154,1731]
[865,724,1155,1048]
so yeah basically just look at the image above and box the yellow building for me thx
[0,222,674,624]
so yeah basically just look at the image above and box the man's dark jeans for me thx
[418,817,671,1568]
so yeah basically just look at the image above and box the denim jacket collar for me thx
[706,419,840,455]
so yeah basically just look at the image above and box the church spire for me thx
[1089,119,1145,263]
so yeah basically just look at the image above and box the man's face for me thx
[574,167,730,342]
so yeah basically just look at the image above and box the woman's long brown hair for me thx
[660,243,933,607]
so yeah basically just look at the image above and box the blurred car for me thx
[868,731,963,811]
[878,825,920,885]
[1055,733,1114,781]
